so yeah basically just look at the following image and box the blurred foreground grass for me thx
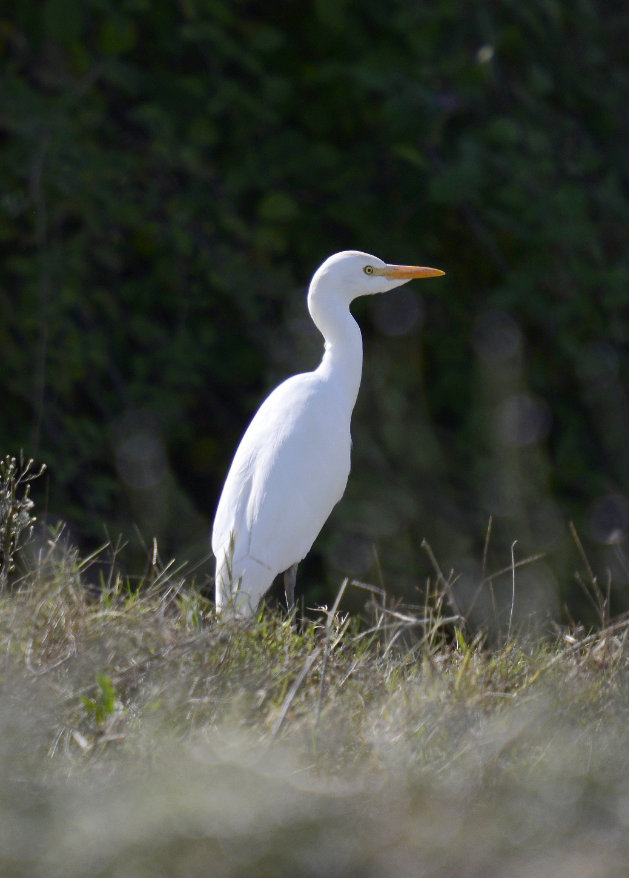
[2,528,629,878]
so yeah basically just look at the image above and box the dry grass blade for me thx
[421,538,463,620]
[570,520,610,627]
[271,646,322,739]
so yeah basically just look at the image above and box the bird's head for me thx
[309,250,445,304]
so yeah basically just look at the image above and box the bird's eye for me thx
[363,266,374,275]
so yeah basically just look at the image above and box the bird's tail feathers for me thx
[215,544,275,618]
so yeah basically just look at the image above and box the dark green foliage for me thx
[1,1,629,611]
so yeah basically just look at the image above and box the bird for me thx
[212,250,445,617]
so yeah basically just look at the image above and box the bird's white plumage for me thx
[212,371,352,610]
[212,250,443,616]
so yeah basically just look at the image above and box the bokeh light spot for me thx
[372,290,424,337]
[473,310,522,362]
[588,494,629,545]
[494,393,551,447]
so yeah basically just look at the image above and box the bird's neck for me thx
[309,293,363,409]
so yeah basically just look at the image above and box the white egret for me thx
[212,250,445,616]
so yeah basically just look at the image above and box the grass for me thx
[1,522,629,878]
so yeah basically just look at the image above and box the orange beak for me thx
[381,264,445,280]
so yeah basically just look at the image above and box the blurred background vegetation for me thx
[2,0,629,621]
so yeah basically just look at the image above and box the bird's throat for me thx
[316,319,363,410]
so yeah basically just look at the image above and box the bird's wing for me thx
[212,373,351,575]
[244,376,351,571]
[211,446,254,558]
[210,376,306,559]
